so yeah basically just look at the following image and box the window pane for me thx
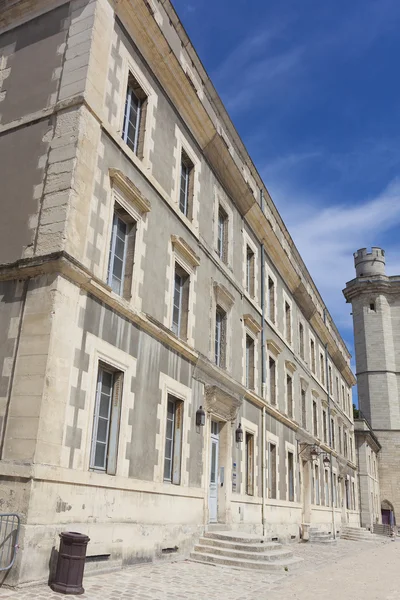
[97,418,108,443]
[113,256,124,280]
[210,442,217,483]
[99,394,111,418]
[164,458,172,481]
[94,443,106,469]
[101,371,113,395]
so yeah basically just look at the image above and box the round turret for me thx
[354,247,386,277]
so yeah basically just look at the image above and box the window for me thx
[310,339,316,374]
[107,208,136,297]
[352,481,356,510]
[325,469,330,506]
[245,335,255,390]
[331,418,335,449]
[299,322,305,359]
[338,425,342,454]
[267,276,275,323]
[341,385,345,409]
[269,357,276,405]
[322,410,327,443]
[320,352,325,386]
[336,377,339,403]
[268,443,277,499]
[313,400,318,437]
[164,395,184,484]
[333,473,337,507]
[179,150,194,218]
[246,245,255,297]
[301,389,307,429]
[328,365,333,394]
[122,73,147,157]
[215,306,227,367]
[246,433,254,496]
[350,435,354,462]
[286,374,293,418]
[345,479,350,509]
[285,301,292,344]
[369,302,376,312]
[171,263,190,339]
[288,451,294,502]
[344,430,348,458]
[314,464,320,505]
[90,364,123,474]
[217,205,228,263]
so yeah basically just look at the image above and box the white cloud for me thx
[268,177,400,333]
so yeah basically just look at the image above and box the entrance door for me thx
[209,421,219,522]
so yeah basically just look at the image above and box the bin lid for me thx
[60,531,90,543]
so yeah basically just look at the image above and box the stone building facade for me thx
[0,0,358,586]
[344,248,400,529]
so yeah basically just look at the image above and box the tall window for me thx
[310,339,316,374]
[286,374,293,418]
[246,245,255,297]
[246,433,254,496]
[269,357,276,405]
[171,263,190,339]
[285,301,292,344]
[90,364,123,474]
[344,430,348,458]
[320,352,325,386]
[245,335,255,390]
[333,473,337,507]
[179,150,194,218]
[313,400,318,437]
[324,469,330,506]
[314,464,320,505]
[331,418,335,449]
[322,410,327,443]
[341,385,345,409]
[301,389,307,429]
[336,377,340,402]
[268,276,275,323]
[215,306,227,368]
[288,451,294,501]
[164,395,184,484]
[268,442,277,499]
[352,481,356,510]
[299,322,305,359]
[122,73,147,157]
[338,425,342,454]
[107,208,136,297]
[217,205,228,263]
[328,365,333,394]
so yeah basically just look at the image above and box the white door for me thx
[209,421,219,523]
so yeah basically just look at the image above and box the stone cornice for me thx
[243,314,262,336]
[109,168,152,213]
[171,235,200,267]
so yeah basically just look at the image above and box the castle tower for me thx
[344,248,400,526]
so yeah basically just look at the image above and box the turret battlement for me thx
[354,247,386,277]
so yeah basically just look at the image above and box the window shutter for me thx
[107,371,123,475]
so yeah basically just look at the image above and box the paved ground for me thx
[0,537,397,600]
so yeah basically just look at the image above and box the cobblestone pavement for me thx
[0,537,396,600]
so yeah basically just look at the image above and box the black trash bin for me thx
[50,532,90,595]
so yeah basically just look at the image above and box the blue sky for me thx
[172,0,400,372]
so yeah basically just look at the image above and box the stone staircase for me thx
[190,531,302,571]
[341,526,381,541]
[308,528,336,544]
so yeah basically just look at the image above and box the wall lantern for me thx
[235,423,243,444]
[310,446,319,461]
[196,406,206,427]
[323,455,331,467]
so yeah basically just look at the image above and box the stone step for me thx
[190,550,303,571]
[204,531,267,544]
[198,537,283,553]
[194,543,293,562]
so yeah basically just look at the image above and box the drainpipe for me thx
[260,190,267,536]
[324,309,336,540]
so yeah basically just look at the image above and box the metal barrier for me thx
[0,514,20,572]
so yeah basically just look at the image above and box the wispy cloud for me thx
[269,177,400,331]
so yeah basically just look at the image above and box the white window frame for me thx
[265,266,277,325]
[309,332,316,375]
[213,189,233,267]
[267,339,282,405]
[298,319,306,360]
[312,390,319,438]
[324,467,330,507]
[240,417,258,496]
[104,171,151,309]
[285,441,296,502]
[284,360,297,419]
[243,231,259,302]
[267,431,279,500]
[282,291,293,347]
[212,282,234,371]
[173,125,200,231]
[118,58,156,170]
